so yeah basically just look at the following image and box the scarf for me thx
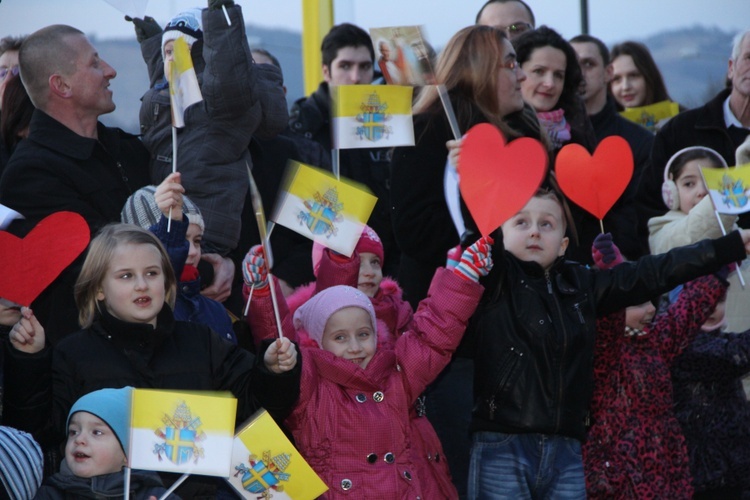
[537,108,572,149]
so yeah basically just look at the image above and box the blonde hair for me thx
[413,25,534,138]
[74,223,177,328]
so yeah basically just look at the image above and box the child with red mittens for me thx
[583,232,730,499]
[242,236,493,499]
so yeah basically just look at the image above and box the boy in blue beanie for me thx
[35,387,176,499]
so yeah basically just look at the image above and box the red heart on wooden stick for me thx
[555,136,634,220]
[0,211,90,306]
[458,123,548,236]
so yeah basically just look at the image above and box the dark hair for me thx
[514,25,583,118]
[1,73,33,152]
[668,148,725,181]
[321,23,374,69]
[610,41,671,108]
[251,48,281,69]
[569,34,610,66]
[19,25,84,108]
[0,35,25,56]
[475,0,536,27]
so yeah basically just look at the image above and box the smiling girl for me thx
[246,238,492,498]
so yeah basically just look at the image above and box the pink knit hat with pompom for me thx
[311,225,384,277]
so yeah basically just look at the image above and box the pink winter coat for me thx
[248,268,482,499]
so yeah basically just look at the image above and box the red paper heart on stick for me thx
[0,211,90,306]
[458,123,548,236]
[555,136,634,220]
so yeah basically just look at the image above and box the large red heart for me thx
[555,136,634,220]
[0,212,90,306]
[458,123,548,236]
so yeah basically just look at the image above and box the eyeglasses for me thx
[500,58,520,72]
[501,22,532,37]
[0,65,19,81]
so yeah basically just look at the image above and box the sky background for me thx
[1,0,748,48]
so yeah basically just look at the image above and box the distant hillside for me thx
[95,24,736,134]
[643,25,734,109]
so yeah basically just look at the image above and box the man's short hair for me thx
[475,0,536,27]
[0,35,26,57]
[19,24,84,109]
[731,29,750,62]
[569,34,610,66]
[251,48,281,69]
[321,23,374,68]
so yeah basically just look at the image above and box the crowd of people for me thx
[1,0,750,498]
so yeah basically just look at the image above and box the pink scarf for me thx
[537,108,572,149]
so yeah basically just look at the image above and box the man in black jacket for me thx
[571,34,654,258]
[285,23,400,276]
[0,25,151,343]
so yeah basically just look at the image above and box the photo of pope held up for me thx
[370,25,436,86]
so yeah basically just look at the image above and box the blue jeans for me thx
[468,432,585,500]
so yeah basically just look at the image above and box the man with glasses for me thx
[475,0,535,40]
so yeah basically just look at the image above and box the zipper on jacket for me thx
[488,398,497,420]
[573,302,585,324]
[548,278,568,432]
[545,271,553,294]
[485,347,523,421]
[153,102,160,123]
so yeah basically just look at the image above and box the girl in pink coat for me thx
[245,237,492,498]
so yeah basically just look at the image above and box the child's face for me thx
[358,252,383,298]
[96,242,166,327]
[676,159,709,213]
[625,301,656,330]
[66,411,126,478]
[321,306,377,369]
[501,196,569,270]
[701,298,727,332]
[0,297,21,327]
[186,223,202,268]
[163,41,175,82]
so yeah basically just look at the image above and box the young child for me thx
[7,224,299,498]
[134,1,287,258]
[243,227,457,497]
[120,172,235,342]
[467,184,750,499]
[649,140,750,332]
[671,297,750,498]
[583,233,729,499]
[34,387,176,499]
[246,237,492,498]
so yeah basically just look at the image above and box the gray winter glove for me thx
[208,0,234,11]
[125,16,162,43]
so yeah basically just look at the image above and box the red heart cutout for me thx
[459,123,548,236]
[0,212,90,306]
[555,136,634,220]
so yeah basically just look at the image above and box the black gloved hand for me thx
[208,0,234,11]
[125,15,162,43]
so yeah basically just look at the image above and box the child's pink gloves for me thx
[242,245,269,289]
[453,236,494,282]
[592,232,624,270]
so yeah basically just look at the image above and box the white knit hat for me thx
[162,8,203,57]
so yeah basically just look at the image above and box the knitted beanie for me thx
[293,285,376,348]
[67,387,134,454]
[162,8,203,56]
[0,426,43,499]
[311,225,384,277]
[121,185,205,232]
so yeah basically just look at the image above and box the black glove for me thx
[208,0,234,10]
[125,15,162,43]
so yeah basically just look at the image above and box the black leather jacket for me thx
[470,231,746,441]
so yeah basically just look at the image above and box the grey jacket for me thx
[139,4,288,255]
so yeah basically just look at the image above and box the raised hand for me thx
[242,245,269,289]
[453,235,494,282]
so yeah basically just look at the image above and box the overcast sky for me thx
[1,0,748,48]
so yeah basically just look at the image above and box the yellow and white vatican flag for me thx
[129,389,237,477]
[227,409,328,499]
[169,36,203,129]
[701,163,750,215]
[271,161,377,256]
[619,100,679,132]
[332,84,414,149]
